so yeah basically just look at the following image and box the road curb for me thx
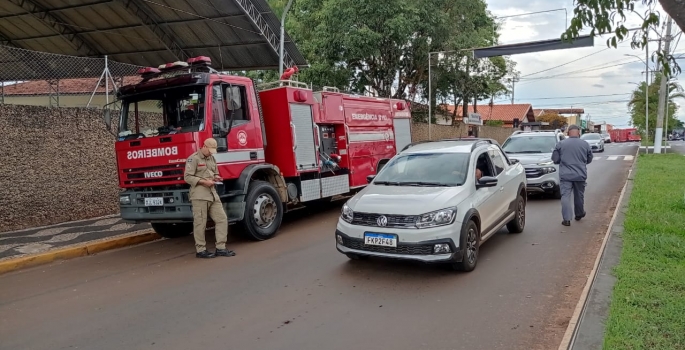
[557,147,638,350]
[0,230,161,276]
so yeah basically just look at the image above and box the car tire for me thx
[241,180,284,241]
[151,222,193,239]
[507,193,526,234]
[552,187,562,200]
[451,220,480,272]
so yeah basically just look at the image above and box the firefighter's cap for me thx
[203,138,218,154]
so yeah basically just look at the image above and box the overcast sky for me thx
[486,0,685,128]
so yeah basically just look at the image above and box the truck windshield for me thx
[502,136,557,154]
[373,153,470,187]
[118,85,206,139]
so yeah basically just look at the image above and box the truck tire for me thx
[450,220,480,272]
[242,180,284,241]
[151,223,193,239]
[506,193,526,234]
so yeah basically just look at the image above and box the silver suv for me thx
[501,130,565,199]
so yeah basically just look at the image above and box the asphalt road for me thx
[0,144,637,350]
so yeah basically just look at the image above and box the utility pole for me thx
[654,16,673,154]
[511,77,518,104]
[279,0,294,78]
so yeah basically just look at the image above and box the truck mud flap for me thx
[224,194,246,223]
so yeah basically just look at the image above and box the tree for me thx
[628,73,685,137]
[252,0,512,112]
[563,0,682,77]
[537,113,568,130]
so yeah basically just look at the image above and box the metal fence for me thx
[0,45,142,109]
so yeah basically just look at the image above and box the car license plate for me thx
[144,197,164,206]
[364,233,397,247]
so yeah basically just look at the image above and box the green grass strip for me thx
[603,154,685,350]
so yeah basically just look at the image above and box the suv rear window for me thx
[502,136,557,154]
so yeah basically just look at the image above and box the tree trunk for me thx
[660,0,685,32]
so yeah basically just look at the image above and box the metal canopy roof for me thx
[0,0,307,78]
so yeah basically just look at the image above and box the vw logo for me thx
[377,215,388,227]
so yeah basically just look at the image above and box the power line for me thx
[517,93,631,100]
[520,47,612,78]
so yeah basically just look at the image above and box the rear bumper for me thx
[119,188,194,223]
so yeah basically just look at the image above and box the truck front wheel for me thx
[242,180,284,241]
[151,223,193,239]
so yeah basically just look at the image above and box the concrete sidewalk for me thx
[0,216,151,260]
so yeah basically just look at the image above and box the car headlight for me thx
[119,195,131,205]
[416,207,457,228]
[537,160,554,166]
[341,203,354,223]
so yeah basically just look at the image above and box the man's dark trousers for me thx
[560,180,586,222]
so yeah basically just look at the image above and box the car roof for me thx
[401,138,499,154]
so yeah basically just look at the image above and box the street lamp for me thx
[625,50,650,144]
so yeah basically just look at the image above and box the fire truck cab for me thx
[105,56,412,241]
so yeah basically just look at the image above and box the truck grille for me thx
[351,212,418,228]
[124,164,185,185]
[341,236,433,255]
[525,168,543,179]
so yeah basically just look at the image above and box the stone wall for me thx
[0,105,120,233]
[0,105,515,233]
[410,122,513,145]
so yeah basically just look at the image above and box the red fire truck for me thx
[608,128,641,142]
[104,56,412,241]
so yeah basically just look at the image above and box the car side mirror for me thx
[367,175,376,184]
[476,176,498,189]
[509,159,519,164]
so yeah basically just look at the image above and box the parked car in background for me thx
[601,133,611,143]
[335,138,527,272]
[581,133,605,152]
[502,130,564,199]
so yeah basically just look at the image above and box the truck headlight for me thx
[119,195,131,205]
[341,203,354,223]
[416,207,457,228]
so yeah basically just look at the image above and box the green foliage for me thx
[252,0,514,113]
[563,0,682,78]
[628,74,685,138]
[485,120,503,127]
[536,113,568,129]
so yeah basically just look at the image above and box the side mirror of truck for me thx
[103,108,111,131]
[216,138,228,153]
[366,175,376,184]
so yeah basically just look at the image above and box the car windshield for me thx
[581,133,601,140]
[502,136,557,154]
[373,153,470,187]
[117,85,206,139]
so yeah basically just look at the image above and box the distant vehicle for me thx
[502,129,565,199]
[335,138,527,272]
[671,128,684,141]
[609,128,641,142]
[601,133,611,143]
[581,133,605,152]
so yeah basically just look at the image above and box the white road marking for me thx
[607,156,618,160]
[624,155,634,161]
[594,157,602,160]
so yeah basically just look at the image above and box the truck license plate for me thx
[144,197,164,206]
[364,233,397,247]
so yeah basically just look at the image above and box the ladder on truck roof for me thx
[257,80,310,91]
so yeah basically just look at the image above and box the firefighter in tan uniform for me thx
[184,138,236,259]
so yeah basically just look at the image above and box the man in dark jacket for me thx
[552,125,593,226]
